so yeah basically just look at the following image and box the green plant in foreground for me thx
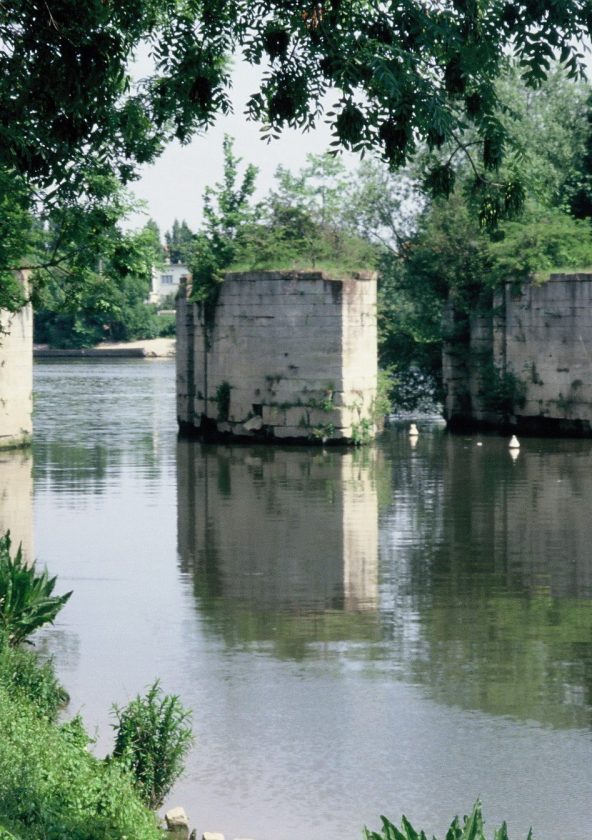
[0,644,68,721]
[0,532,72,646]
[364,801,533,840]
[0,683,161,840]
[111,680,193,809]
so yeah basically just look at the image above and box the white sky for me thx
[127,59,359,234]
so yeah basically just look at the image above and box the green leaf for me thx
[0,532,72,646]
[402,815,420,840]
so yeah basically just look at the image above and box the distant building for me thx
[149,261,190,304]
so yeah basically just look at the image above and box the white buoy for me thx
[409,423,419,437]
[410,435,418,449]
[476,441,483,447]
[509,434,520,449]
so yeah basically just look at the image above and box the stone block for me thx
[272,425,311,439]
[243,415,263,432]
[176,270,377,442]
[307,408,343,427]
[262,405,285,425]
[331,426,355,439]
[202,834,225,840]
[165,807,189,835]
[283,406,309,427]
[0,285,33,449]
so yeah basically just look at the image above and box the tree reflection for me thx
[379,429,592,728]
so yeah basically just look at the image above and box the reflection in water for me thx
[0,447,33,563]
[177,442,380,658]
[380,431,592,728]
[33,360,169,497]
[31,361,592,840]
[177,430,592,728]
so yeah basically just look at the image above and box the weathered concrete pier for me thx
[444,273,592,435]
[176,270,378,444]
[0,274,32,449]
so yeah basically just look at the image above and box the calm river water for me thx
[8,359,592,839]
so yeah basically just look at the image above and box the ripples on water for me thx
[2,359,590,840]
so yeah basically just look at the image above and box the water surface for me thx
[15,359,592,839]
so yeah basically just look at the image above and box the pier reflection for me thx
[177,442,380,658]
[0,448,33,563]
[381,429,592,728]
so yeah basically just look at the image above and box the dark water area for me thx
[6,358,592,839]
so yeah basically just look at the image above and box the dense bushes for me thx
[112,681,193,809]
[34,275,164,349]
[0,646,68,721]
[0,532,190,839]
[0,678,162,840]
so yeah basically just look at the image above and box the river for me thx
[9,358,592,839]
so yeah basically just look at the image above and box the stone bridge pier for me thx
[0,273,32,450]
[177,270,378,444]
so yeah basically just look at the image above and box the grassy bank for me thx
[0,646,163,840]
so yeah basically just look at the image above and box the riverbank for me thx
[33,337,176,359]
[0,645,163,840]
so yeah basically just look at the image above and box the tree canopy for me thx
[2,2,592,213]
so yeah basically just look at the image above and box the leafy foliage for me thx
[0,684,162,840]
[32,209,165,348]
[364,801,533,840]
[489,207,592,281]
[111,680,193,809]
[1,0,591,305]
[365,66,592,385]
[187,135,258,321]
[165,219,194,265]
[0,532,72,647]
[184,144,378,291]
[253,154,378,271]
[389,367,443,415]
[480,363,527,416]
[0,645,68,722]
[0,544,182,840]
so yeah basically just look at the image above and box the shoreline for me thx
[33,337,176,359]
